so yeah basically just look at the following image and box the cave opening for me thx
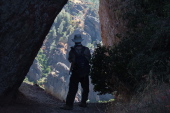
[24,0,113,103]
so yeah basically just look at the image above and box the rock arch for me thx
[0,0,68,104]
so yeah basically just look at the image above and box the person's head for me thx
[72,34,83,44]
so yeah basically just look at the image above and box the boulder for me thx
[27,59,42,83]
[0,0,68,104]
[45,62,70,101]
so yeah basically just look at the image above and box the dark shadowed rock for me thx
[0,0,68,104]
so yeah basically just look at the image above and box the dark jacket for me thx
[68,45,91,70]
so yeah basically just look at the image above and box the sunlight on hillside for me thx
[70,0,94,5]
[71,0,82,4]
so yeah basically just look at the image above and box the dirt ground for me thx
[0,83,109,113]
[1,83,169,113]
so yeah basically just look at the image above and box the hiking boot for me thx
[60,104,73,110]
[78,102,87,108]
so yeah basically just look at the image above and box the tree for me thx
[58,21,65,34]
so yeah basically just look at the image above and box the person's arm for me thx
[68,48,75,63]
[68,48,75,74]
[84,47,91,61]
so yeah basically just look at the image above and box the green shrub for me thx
[36,49,51,78]
[90,0,170,95]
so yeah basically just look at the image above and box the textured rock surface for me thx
[45,62,70,101]
[84,15,101,43]
[27,59,42,83]
[99,0,127,46]
[0,0,68,103]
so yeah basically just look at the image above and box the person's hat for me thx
[72,34,84,42]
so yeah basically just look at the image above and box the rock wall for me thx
[99,0,128,46]
[0,0,68,104]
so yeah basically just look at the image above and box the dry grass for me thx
[106,84,170,113]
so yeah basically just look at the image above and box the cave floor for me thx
[0,83,109,113]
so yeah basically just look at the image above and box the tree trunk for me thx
[0,0,68,104]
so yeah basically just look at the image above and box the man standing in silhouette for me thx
[60,34,91,110]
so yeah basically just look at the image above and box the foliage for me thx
[23,77,34,85]
[86,43,94,49]
[37,77,47,87]
[50,9,76,45]
[36,49,51,78]
[98,99,115,103]
[90,0,170,95]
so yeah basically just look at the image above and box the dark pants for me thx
[66,72,89,106]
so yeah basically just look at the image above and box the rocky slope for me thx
[0,0,68,104]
